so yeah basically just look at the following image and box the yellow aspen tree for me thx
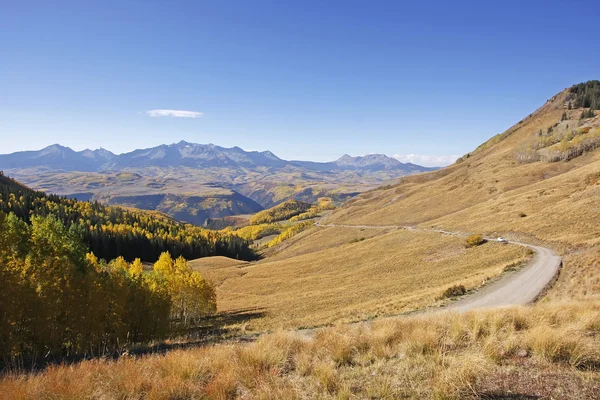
[129,258,143,277]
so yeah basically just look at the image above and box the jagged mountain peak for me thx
[1,142,433,175]
[334,153,403,169]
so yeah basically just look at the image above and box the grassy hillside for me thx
[209,227,530,330]
[315,84,600,315]
[326,86,599,250]
[189,256,248,286]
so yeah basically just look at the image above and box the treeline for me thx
[539,127,600,162]
[249,200,312,225]
[267,221,314,247]
[570,80,600,110]
[0,212,215,362]
[227,223,283,241]
[0,175,256,262]
[287,197,333,222]
[289,209,319,222]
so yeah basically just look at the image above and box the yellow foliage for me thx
[250,200,311,225]
[153,252,216,322]
[267,221,314,247]
[129,258,143,277]
[465,234,485,248]
[229,223,282,241]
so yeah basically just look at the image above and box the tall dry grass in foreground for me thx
[3,302,599,399]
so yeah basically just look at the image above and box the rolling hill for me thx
[183,80,600,359]
[326,83,600,250]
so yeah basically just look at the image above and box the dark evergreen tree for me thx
[570,80,600,109]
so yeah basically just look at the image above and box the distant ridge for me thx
[0,144,116,172]
[0,141,435,174]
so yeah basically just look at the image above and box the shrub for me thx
[503,261,523,272]
[517,211,527,218]
[350,237,365,243]
[465,234,485,248]
[440,284,467,299]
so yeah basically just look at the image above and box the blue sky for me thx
[1,0,598,166]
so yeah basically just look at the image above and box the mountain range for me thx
[0,144,114,172]
[0,142,434,225]
[0,141,432,173]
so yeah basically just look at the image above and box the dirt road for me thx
[316,223,562,311]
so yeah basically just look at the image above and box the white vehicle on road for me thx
[497,237,508,243]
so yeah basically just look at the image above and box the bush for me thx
[465,234,485,248]
[517,211,527,218]
[440,284,467,299]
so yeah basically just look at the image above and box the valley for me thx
[5,1,600,397]
[4,81,599,399]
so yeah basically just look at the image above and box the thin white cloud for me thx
[393,154,459,167]
[145,109,203,118]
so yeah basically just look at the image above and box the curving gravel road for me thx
[315,222,562,311]
[447,241,561,311]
